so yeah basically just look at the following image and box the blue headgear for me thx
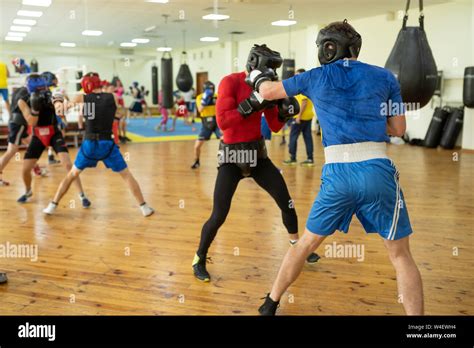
[41,71,57,87]
[133,81,139,87]
[26,74,48,94]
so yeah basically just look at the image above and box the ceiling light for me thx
[120,42,137,47]
[13,19,37,26]
[132,38,150,44]
[200,36,219,42]
[60,42,76,47]
[82,30,103,36]
[202,14,230,21]
[271,20,297,27]
[22,0,52,7]
[10,26,32,32]
[144,25,156,32]
[146,0,169,3]
[157,47,172,52]
[17,10,43,17]
[7,32,27,37]
[5,36,24,42]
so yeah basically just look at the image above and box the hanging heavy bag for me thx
[176,52,193,92]
[152,64,159,105]
[440,107,464,149]
[423,107,450,148]
[281,59,295,80]
[385,0,437,109]
[30,59,39,73]
[161,53,174,109]
[76,71,83,91]
[463,66,474,108]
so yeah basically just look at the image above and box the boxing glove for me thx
[277,97,300,123]
[201,89,215,106]
[238,91,270,118]
[245,68,277,92]
[30,90,51,115]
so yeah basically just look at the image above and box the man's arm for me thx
[256,81,288,101]
[18,99,38,126]
[215,77,246,130]
[387,115,406,137]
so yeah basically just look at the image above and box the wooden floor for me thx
[0,134,473,315]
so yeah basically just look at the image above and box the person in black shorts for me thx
[16,74,91,208]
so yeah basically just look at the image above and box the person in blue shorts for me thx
[249,20,423,315]
[43,72,154,217]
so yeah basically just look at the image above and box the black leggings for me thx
[197,158,298,258]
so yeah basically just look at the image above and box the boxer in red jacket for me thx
[192,44,320,282]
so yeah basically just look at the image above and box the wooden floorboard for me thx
[0,134,472,315]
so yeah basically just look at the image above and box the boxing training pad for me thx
[463,66,474,108]
[440,107,464,149]
[423,107,450,148]
[385,27,437,109]
[176,63,193,92]
[281,59,295,80]
[161,55,174,109]
[152,65,159,105]
[30,59,39,73]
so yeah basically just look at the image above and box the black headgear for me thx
[246,44,283,72]
[203,81,215,91]
[316,19,362,65]
[41,71,57,87]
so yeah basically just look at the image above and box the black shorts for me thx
[25,131,68,160]
[8,122,29,146]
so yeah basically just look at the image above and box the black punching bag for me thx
[76,71,83,91]
[30,59,38,73]
[440,107,464,149]
[152,64,159,105]
[423,107,450,148]
[281,59,295,80]
[176,52,193,92]
[385,0,437,109]
[463,67,474,108]
[161,53,173,109]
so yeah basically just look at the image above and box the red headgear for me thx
[81,72,101,94]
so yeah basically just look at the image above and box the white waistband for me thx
[324,142,388,164]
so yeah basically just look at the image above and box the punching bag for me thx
[440,107,464,149]
[161,53,173,109]
[463,66,474,108]
[30,59,38,73]
[385,0,437,109]
[281,59,295,80]
[423,107,450,148]
[76,71,83,91]
[176,52,193,92]
[152,64,159,105]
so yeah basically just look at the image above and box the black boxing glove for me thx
[277,97,300,123]
[30,91,50,116]
[238,91,270,118]
[245,68,277,92]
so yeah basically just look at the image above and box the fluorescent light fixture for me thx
[5,36,24,42]
[146,0,169,3]
[7,32,27,37]
[120,42,137,47]
[202,14,230,21]
[22,0,52,7]
[10,26,32,32]
[144,25,156,32]
[13,19,37,26]
[271,20,297,26]
[60,42,76,47]
[157,47,172,52]
[82,30,103,36]
[200,36,219,42]
[132,38,150,44]
[17,10,43,17]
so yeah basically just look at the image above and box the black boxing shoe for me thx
[258,293,279,316]
[192,254,210,282]
[0,272,7,284]
[306,252,321,264]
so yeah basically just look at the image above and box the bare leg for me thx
[194,140,204,162]
[57,152,85,195]
[0,143,20,182]
[22,159,38,192]
[118,168,146,205]
[269,229,326,301]
[384,236,424,315]
[52,166,82,204]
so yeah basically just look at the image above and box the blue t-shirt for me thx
[282,60,403,147]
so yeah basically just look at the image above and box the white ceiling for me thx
[0,0,452,50]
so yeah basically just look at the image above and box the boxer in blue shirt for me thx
[250,20,423,315]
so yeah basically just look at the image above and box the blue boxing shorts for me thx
[306,142,412,241]
[75,139,127,173]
